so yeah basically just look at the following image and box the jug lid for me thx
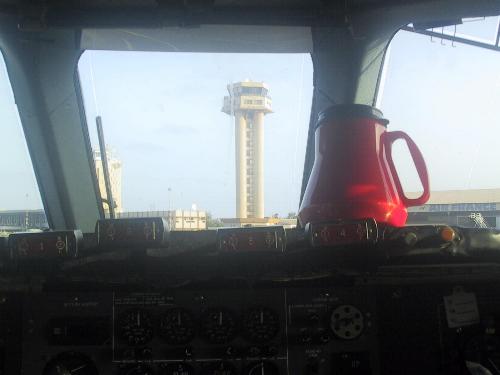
[316,104,389,128]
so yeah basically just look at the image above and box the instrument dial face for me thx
[160,308,196,345]
[43,352,98,375]
[245,361,280,375]
[200,308,237,344]
[119,309,154,346]
[330,305,364,340]
[242,307,280,343]
[161,363,194,375]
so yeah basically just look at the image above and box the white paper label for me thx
[444,290,480,328]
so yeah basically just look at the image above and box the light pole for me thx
[168,187,172,211]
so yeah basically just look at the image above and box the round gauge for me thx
[330,305,364,340]
[119,309,154,346]
[242,307,280,343]
[161,363,194,375]
[43,352,98,375]
[200,361,237,375]
[160,308,196,345]
[245,361,280,375]
[119,364,154,375]
[200,308,237,344]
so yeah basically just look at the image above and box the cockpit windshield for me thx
[1,17,500,233]
[77,52,313,228]
[379,17,500,229]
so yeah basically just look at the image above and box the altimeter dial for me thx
[160,308,196,345]
[119,309,154,346]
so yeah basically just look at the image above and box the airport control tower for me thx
[222,81,272,219]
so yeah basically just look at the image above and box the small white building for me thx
[118,210,207,231]
[169,210,207,231]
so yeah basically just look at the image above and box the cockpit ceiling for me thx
[0,0,490,7]
[81,26,313,53]
[0,0,498,29]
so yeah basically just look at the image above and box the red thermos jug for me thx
[298,104,430,227]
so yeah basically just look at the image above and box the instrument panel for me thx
[111,289,288,371]
[12,286,378,375]
[3,281,500,374]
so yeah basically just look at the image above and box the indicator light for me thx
[440,226,456,242]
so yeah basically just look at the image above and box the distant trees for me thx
[287,212,297,219]
[206,212,224,228]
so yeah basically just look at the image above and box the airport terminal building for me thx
[0,209,207,233]
[407,189,500,229]
[2,189,500,232]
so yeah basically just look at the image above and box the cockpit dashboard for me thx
[2,221,500,375]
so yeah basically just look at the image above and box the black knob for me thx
[139,347,152,359]
[248,346,261,357]
[318,331,331,344]
[184,346,193,359]
[300,334,312,344]
[267,346,278,356]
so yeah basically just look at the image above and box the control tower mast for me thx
[222,81,272,219]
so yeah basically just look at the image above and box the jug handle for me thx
[384,131,430,207]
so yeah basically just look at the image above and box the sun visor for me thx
[81,25,313,53]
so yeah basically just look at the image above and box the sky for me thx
[379,16,500,194]
[1,17,500,217]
